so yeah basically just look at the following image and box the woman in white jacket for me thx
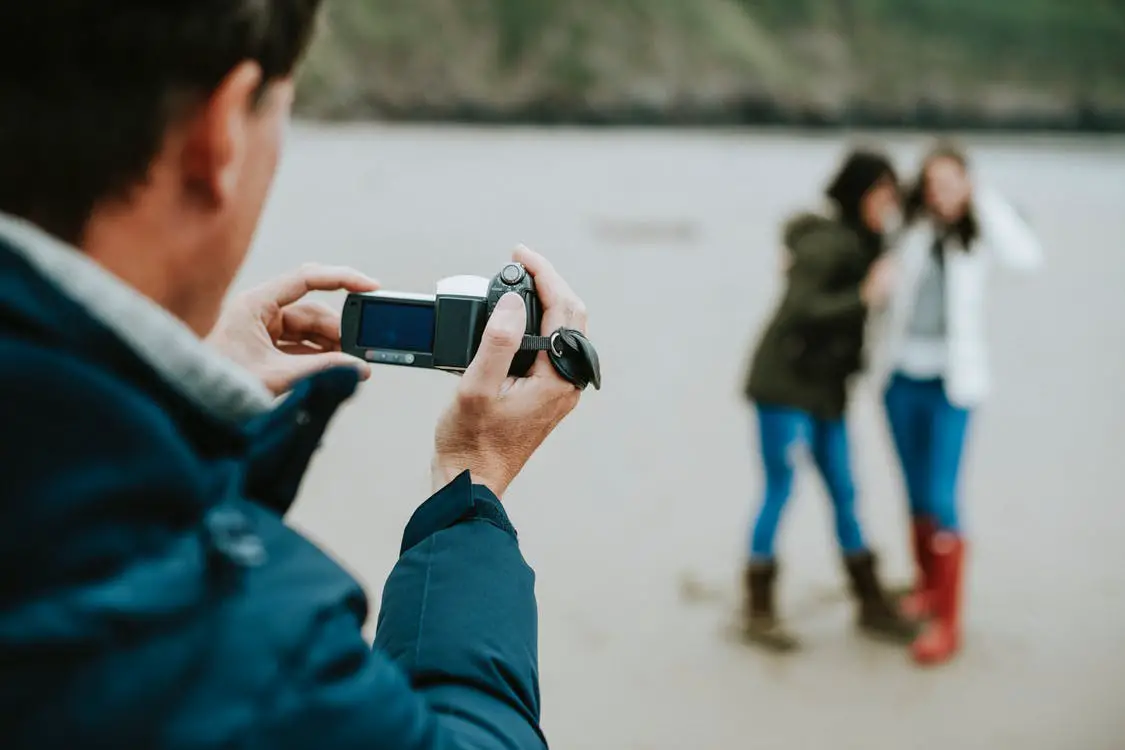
[869,143,1043,666]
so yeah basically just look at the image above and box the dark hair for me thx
[0,2,324,245]
[905,141,979,250]
[825,149,898,231]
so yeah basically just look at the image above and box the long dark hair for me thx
[904,142,979,251]
[825,149,898,232]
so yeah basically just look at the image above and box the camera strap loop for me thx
[520,328,602,391]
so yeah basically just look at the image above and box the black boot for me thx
[844,551,919,644]
[742,561,800,652]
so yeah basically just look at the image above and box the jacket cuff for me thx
[399,470,517,555]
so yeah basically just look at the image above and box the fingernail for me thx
[493,292,526,334]
[496,291,524,312]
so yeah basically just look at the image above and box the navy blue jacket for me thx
[0,237,546,749]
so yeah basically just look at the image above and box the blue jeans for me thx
[749,405,867,559]
[883,373,972,532]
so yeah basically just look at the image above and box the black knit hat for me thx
[825,149,898,226]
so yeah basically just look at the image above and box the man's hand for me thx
[207,263,380,395]
[432,245,587,498]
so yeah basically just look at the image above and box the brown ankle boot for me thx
[844,551,919,644]
[742,561,800,652]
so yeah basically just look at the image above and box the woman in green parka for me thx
[741,150,917,651]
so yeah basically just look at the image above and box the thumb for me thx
[268,352,372,394]
[461,292,526,395]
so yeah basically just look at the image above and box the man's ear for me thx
[181,61,263,208]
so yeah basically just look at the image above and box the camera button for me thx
[500,263,525,285]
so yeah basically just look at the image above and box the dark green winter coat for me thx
[743,212,883,419]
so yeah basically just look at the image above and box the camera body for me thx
[341,262,542,376]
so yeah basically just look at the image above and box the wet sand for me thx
[244,126,1125,750]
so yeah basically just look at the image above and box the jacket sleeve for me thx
[374,472,545,748]
[976,186,1044,273]
[261,473,546,750]
[781,236,867,325]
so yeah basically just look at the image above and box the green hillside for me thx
[295,0,1125,130]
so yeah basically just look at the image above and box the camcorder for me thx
[341,262,601,390]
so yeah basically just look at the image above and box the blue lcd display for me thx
[356,299,436,353]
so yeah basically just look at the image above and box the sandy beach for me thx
[241,126,1125,750]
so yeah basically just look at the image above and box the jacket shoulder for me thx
[0,336,210,591]
[0,335,200,468]
[783,210,832,243]
[0,337,375,746]
[783,212,857,256]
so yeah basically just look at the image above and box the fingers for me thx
[277,340,337,355]
[256,263,379,308]
[513,244,587,333]
[281,300,342,347]
[458,292,526,403]
[513,244,590,382]
[266,351,371,395]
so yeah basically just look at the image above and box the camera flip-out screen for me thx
[344,292,439,367]
[356,298,436,353]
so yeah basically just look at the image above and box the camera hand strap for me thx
[521,328,602,391]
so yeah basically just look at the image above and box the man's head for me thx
[0,2,323,334]
[825,149,901,236]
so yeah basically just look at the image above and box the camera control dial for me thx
[499,262,526,286]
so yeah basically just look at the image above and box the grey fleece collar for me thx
[0,212,273,423]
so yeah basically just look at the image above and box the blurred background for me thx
[294,0,1125,130]
[241,2,1125,749]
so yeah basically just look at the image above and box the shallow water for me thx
[245,125,1125,750]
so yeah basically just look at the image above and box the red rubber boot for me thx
[899,517,937,620]
[912,532,966,666]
